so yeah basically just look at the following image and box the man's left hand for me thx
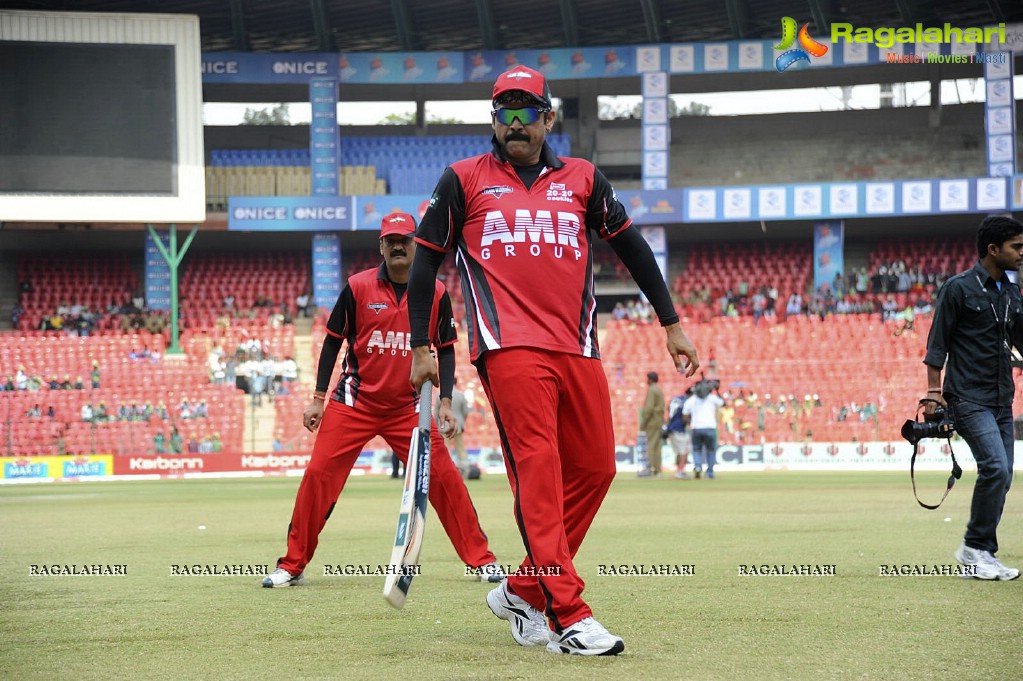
[665,322,700,377]
[437,399,457,436]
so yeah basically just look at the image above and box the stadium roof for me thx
[4,1,1020,54]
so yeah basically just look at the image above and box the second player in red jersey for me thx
[262,213,502,588]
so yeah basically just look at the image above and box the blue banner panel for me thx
[228,196,354,231]
[310,79,339,196]
[200,30,1011,85]
[312,233,342,311]
[984,54,1016,177]
[615,189,684,225]
[339,51,464,84]
[144,231,172,311]
[352,194,434,230]
[463,46,638,82]
[201,53,338,83]
[224,175,1021,231]
[682,176,1014,223]
[813,221,844,292]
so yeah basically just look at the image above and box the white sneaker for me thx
[674,470,690,480]
[955,543,1020,581]
[546,616,625,656]
[472,561,507,583]
[486,581,550,647]
[261,567,305,588]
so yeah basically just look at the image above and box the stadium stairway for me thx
[243,397,276,453]
[0,257,18,331]
[237,319,317,453]
[262,316,317,452]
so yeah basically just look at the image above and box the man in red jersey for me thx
[262,213,502,588]
[408,66,700,655]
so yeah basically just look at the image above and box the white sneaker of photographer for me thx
[955,543,1020,581]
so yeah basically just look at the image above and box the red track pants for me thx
[477,348,616,631]
[277,400,495,574]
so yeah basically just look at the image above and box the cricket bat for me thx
[383,381,433,609]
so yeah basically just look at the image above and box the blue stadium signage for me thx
[4,461,48,479]
[200,29,1016,84]
[228,197,354,231]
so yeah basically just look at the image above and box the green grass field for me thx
[1,471,1020,680]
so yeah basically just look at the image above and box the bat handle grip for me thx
[418,381,434,431]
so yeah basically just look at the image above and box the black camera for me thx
[901,406,956,445]
[693,378,720,399]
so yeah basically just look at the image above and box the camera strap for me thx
[910,439,962,510]
[909,399,962,510]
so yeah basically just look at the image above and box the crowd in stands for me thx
[611,299,655,324]
[0,328,245,456]
[676,262,948,324]
[152,427,223,455]
[704,390,885,445]
[2,235,983,457]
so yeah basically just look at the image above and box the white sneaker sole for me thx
[546,637,625,656]
[968,568,1020,581]
[261,573,305,588]
[954,547,1020,581]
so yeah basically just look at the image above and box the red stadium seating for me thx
[178,251,311,323]
[598,313,1011,447]
[0,334,244,456]
[674,241,813,313]
[16,254,137,332]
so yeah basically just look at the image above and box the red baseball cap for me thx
[492,66,552,108]
[380,212,417,238]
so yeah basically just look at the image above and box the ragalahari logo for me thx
[774,17,828,72]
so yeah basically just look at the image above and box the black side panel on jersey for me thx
[455,247,503,357]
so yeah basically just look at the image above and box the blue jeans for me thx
[950,399,1015,555]
[690,428,718,476]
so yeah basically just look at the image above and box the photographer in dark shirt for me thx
[924,215,1023,581]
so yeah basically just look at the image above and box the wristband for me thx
[312,394,326,401]
[927,389,941,393]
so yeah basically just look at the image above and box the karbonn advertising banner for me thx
[111,451,377,476]
[4,442,1015,481]
[113,452,314,476]
[1,455,113,481]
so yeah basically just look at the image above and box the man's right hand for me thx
[410,346,439,392]
[922,392,946,417]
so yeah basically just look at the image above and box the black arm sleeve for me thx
[408,246,447,347]
[316,334,343,393]
[316,285,354,392]
[410,167,465,347]
[607,227,680,326]
[438,345,455,400]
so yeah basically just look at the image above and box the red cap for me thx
[492,66,552,108]
[380,212,417,238]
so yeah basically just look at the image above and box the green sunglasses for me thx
[492,106,549,126]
